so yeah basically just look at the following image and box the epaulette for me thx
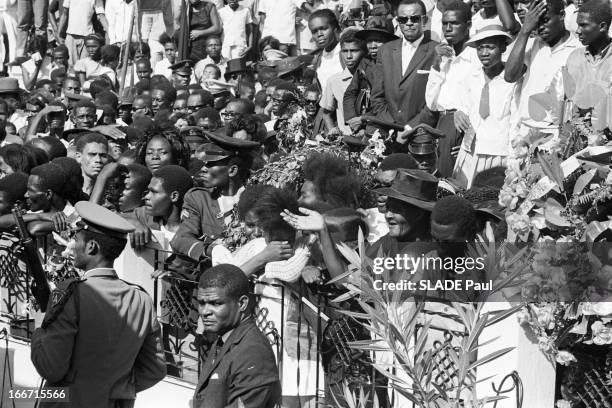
[41,277,85,329]
[119,279,147,294]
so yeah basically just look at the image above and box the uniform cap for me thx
[405,124,446,156]
[169,59,195,73]
[75,201,135,239]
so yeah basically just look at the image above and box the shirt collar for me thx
[402,34,424,49]
[341,67,353,80]
[585,41,612,60]
[83,268,117,279]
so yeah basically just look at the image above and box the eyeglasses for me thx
[221,110,237,118]
[397,15,424,25]
[304,99,319,106]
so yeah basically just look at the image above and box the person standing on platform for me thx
[31,201,167,408]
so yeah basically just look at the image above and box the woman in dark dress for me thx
[186,0,222,61]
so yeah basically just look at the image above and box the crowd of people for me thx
[0,0,609,406]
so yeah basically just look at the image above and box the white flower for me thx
[591,320,612,345]
[507,213,531,235]
[556,399,572,408]
[535,305,555,329]
[517,307,530,325]
[555,351,577,366]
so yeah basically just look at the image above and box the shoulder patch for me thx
[42,278,83,329]
[181,209,190,220]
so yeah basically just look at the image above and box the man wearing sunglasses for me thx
[370,0,439,136]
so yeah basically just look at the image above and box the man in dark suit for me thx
[193,264,281,408]
[370,0,439,133]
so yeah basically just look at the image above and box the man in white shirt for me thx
[505,0,580,138]
[309,8,343,89]
[105,0,138,46]
[320,29,366,134]
[58,0,108,66]
[194,36,229,84]
[259,0,314,55]
[470,0,520,36]
[218,0,254,59]
[426,1,481,176]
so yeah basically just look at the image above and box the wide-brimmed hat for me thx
[0,78,22,94]
[375,169,438,211]
[263,48,288,61]
[204,130,260,150]
[466,25,513,47]
[462,186,504,221]
[355,16,398,42]
[277,57,303,77]
[343,134,369,151]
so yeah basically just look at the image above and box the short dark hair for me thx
[151,81,177,104]
[101,45,120,64]
[0,172,28,205]
[545,0,564,15]
[237,184,275,220]
[205,35,222,45]
[74,100,96,111]
[31,137,68,160]
[53,45,69,56]
[193,107,221,123]
[75,132,108,153]
[30,163,66,195]
[158,32,176,46]
[340,29,367,53]
[126,163,152,189]
[444,1,472,23]
[432,195,477,234]
[96,90,119,110]
[226,98,255,115]
[309,8,340,30]
[199,264,251,301]
[81,229,127,261]
[51,157,84,204]
[152,164,193,202]
[89,77,114,97]
[252,187,299,243]
[191,89,214,107]
[204,63,221,78]
[579,0,611,27]
[398,0,428,15]
[302,153,361,210]
[226,114,266,143]
[0,144,38,174]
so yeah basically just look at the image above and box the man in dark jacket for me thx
[193,264,281,408]
[369,0,439,132]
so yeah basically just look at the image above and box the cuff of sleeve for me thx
[187,242,205,260]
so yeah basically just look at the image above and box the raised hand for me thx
[281,207,325,231]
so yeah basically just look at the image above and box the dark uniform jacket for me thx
[343,58,379,121]
[170,188,228,260]
[369,35,439,128]
[193,318,281,408]
[31,268,167,408]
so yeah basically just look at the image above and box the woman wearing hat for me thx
[452,25,519,189]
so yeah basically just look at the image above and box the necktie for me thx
[211,337,224,363]
[479,79,490,119]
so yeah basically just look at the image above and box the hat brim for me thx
[375,186,435,211]
[355,29,398,42]
[466,31,513,47]
[343,135,369,149]
[204,130,261,149]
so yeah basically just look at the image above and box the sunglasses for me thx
[397,15,424,24]
[304,99,319,106]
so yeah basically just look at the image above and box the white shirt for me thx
[217,186,244,225]
[426,46,480,111]
[316,42,342,90]
[194,56,228,84]
[259,0,304,45]
[470,11,520,36]
[401,35,423,75]
[63,0,104,36]
[564,4,578,35]
[153,58,172,80]
[429,6,444,43]
[515,34,581,131]
[320,68,353,134]
[458,69,520,156]
[105,0,136,45]
[218,5,253,51]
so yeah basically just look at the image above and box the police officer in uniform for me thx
[31,202,167,408]
[404,124,463,195]
[169,59,195,88]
